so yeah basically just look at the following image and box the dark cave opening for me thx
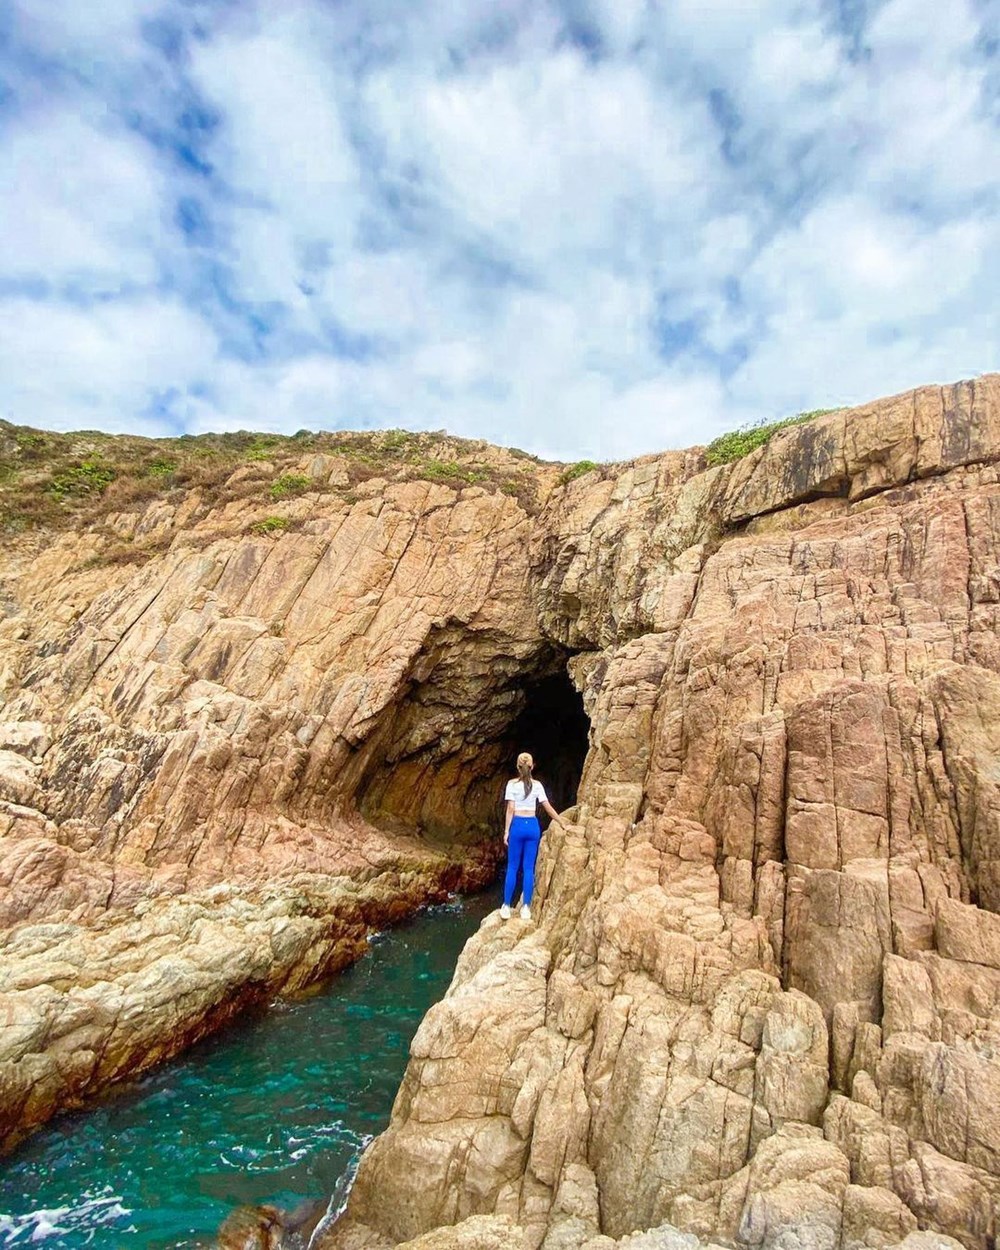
[502,671,590,827]
[354,647,591,844]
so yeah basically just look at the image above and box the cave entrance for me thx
[503,671,590,826]
[354,647,590,844]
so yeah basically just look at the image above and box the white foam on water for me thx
[305,1141,369,1250]
[0,1190,130,1245]
[219,1119,366,1174]
[424,897,463,915]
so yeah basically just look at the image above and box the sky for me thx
[0,1,997,461]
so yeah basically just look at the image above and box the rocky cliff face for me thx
[0,434,557,1150]
[317,375,1000,1250]
[3,377,1000,1250]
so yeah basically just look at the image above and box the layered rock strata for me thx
[318,375,1000,1250]
[0,857,492,1155]
[0,452,551,1147]
[4,375,1000,1250]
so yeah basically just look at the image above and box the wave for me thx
[0,1189,131,1245]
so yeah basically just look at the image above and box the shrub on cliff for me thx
[705,409,838,467]
[419,459,490,485]
[47,457,116,500]
[558,460,599,485]
[144,459,177,481]
[251,515,292,536]
[269,474,311,500]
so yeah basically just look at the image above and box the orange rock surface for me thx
[4,376,1000,1250]
[323,376,1000,1250]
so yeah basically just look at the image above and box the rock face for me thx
[0,445,553,1148]
[4,375,1000,1250]
[315,375,1000,1250]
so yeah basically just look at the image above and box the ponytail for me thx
[517,751,533,800]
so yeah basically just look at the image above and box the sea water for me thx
[0,889,498,1248]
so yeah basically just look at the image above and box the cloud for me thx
[187,10,363,306]
[362,48,719,276]
[0,112,168,293]
[733,196,997,413]
[0,0,996,459]
[0,295,218,433]
[7,0,161,66]
[851,0,999,206]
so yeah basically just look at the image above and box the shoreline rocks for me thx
[0,840,497,1155]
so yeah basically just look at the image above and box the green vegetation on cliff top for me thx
[558,459,600,485]
[0,422,544,537]
[0,404,843,541]
[704,408,839,467]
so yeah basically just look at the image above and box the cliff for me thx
[0,427,550,1149]
[319,375,1000,1250]
[3,376,1000,1250]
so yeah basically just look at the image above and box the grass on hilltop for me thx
[704,409,839,467]
[0,422,548,538]
[0,408,851,545]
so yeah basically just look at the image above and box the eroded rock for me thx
[5,375,1000,1250]
[319,376,1000,1250]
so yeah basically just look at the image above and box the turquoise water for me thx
[0,890,498,1248]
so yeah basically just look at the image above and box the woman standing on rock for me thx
[501,752,564,921]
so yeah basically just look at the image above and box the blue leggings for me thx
[504,816,541,906]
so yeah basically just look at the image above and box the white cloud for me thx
[0,0,996,457]
[318,249,445,341]
[192,25,358,231]
[10,0,159,61]
[733,197,998,415]
[746,18,844,102]
[600,372,733,457]
[187,10,363,309]
[583,0,651,55]
[746,198,990,319]
[364,48,719,278]
[867,0,982,62]
[0,297,218,432]
[850,0,1000,205]
[0,113,168,293]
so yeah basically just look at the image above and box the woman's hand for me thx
[542,800,565,827]
[503,830,509,846]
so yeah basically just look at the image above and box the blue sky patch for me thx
[0,0,995,458]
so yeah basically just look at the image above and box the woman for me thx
[501,751,565,921]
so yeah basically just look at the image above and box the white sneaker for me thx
[499,904,511,920]
[520,904,531,921]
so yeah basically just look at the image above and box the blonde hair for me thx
[517,751,534,800]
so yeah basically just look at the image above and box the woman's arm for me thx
[503,799,514,845]
[542,800,564,826]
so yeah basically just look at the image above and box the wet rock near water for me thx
[216,1204,286,1250]
[215,1198,330,1250]
[0,858,496,1154]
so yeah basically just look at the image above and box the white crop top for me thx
[504,778,548,815]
